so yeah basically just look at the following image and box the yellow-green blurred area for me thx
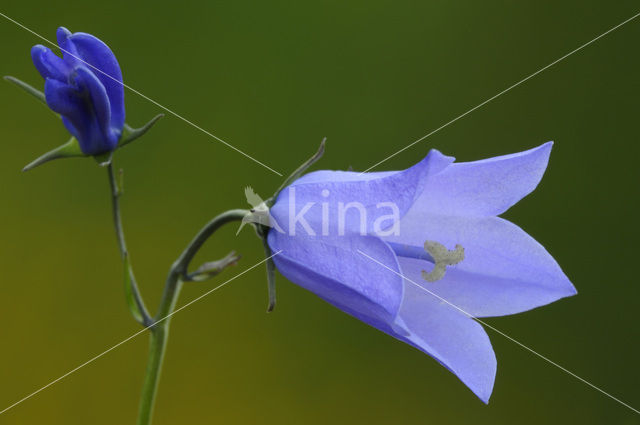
[0,1,639,424]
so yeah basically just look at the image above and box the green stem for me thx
[107,163,127,257]
[136,209,248,425]
[107,163,151,324]
[137,326,168,425]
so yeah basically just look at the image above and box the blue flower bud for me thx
[31,27,125,155]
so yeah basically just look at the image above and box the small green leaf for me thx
[4,75,46,105]
[22,137,84,172]
[118,114,164,148]
[124,253,145,325]
[186,251,241,282]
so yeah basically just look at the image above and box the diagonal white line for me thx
[0,251,281,416]
[360,11,640,174]
[0,11,283,177]
[357,249,640,414]
[2,5,638,416]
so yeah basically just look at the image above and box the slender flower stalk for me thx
[107,163,150,325]
[135,209,246,425]
[102,196,247,425]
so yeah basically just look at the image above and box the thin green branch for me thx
[107,163,152,325]
[136,208,248,425]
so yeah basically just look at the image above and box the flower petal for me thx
[290,170,396,185]
[45,75,114,155]
[268,232,405,326]
[270,149,454,236]
[44,78,89,142]
[31,45,70,82]
[56,27,78,58]
[65,30,125,132]
[61,117,79,138]
[73,66,116,150]
[416,143,553,217]
[395,281,496,403]
[386,213,576,317]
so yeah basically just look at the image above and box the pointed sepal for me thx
[255,139,328,310]
[271,137,326,205]
[9,76,163,170]
[22,137,83,172]
[118,114,164,148]
[94,151,114,167]
[262,237,277,312]
[4,75,47,105]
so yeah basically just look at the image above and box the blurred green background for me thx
[0,1,639,424]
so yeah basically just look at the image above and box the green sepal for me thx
[270,137,326,206]
[22,137,83,172]
[4,76,47,105]
[123,253,146,325]
[21,114,164,172]
[7,76,164,171]
[118,114,164,148]
[243,140,327,311]
[261,234,277,312]
[94,151,114,167]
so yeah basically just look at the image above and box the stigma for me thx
[421,241,464,282]
[388,240,465,282]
